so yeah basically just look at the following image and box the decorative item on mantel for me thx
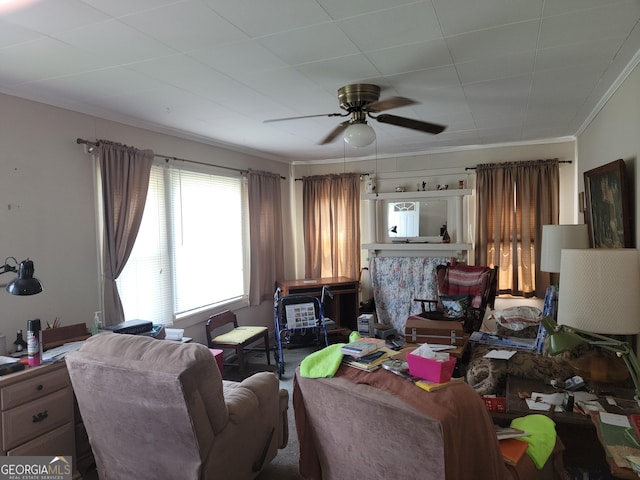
[441,225,451,243]
[365,174,376,194]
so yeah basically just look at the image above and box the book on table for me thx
[494,425,530,441]
[342,347,395,371]
[340,338,386,358]
[499,438,529,466]
[414,376,464,392]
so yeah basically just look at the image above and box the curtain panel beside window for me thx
[302,173,361,280]
[475,159,559,297]
[97,140,154,326]
[247,170,284,305]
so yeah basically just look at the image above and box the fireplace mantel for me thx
[362,188,472,258]
[361,241,471,257]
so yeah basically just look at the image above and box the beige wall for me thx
[0,93,291,345]
[577,63,640,246]
[575,61,640,354]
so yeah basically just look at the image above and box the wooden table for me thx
[590,412,640,479]
[276,277,359,332]
[491,376,614,471]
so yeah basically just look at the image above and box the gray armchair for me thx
[66,333,288,480]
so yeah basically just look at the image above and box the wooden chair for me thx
[414,264,498,333]
[206,310,270,376]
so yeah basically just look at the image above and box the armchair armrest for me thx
[414,298,438,314]
[223,383,260,424]
[239,372,289,449]
[237,371,279,406]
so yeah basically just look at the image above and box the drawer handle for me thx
[36,384,44,391]
[32,411,48,423]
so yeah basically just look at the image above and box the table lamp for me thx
[540,224,590,274]
[0,257,43,295]
[536,225,589,350]
[542,248,640,400]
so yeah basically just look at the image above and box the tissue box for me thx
[407,352,457,383]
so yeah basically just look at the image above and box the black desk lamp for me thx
[0,257,43,295]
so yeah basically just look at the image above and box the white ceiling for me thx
[1,0,640,163]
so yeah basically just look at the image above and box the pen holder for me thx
[42,323,90,350]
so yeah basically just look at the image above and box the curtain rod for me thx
[295,172,371,181]
[465,159,572,170]
[76,138,286,180]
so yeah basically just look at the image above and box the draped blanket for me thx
[369,256,451,332]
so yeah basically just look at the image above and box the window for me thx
[116,164,246,325]
[475,160,559,297]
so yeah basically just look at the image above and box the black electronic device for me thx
[102,319,153,335]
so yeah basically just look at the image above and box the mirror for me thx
[386,200,447,239]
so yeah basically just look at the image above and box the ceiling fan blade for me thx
[366,96,416,113]
[263,112,346,123]
[318,121,350,145]
[375,114,446,135]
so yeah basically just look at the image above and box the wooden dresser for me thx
[0,362,81,477]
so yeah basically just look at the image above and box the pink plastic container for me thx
[407,352,457,383]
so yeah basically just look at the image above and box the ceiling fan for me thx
[264,84,446,147]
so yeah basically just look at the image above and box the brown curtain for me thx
[475,159,559,297]
[98,140,154,325]
[303,173,360,280]
[247,170,284,305]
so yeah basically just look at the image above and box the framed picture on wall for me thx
[583,159,632,248]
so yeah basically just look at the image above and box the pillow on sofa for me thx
[440,294,471,319]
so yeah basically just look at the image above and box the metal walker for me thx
[272,286,332,377]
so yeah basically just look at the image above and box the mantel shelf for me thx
[362,189,472,200]
[362,243,472,251]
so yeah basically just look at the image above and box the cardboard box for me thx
[406,352,456,383]
[357,314,374,337]
[404,316,464,346]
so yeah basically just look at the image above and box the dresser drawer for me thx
[3,387,73,451]
[7,422,74,458]
[1,367,69,410]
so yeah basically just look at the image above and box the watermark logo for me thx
[0,456,72,480]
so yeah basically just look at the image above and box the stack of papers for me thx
[42,341,85,362]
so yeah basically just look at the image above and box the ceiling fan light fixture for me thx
[343,122,376,147]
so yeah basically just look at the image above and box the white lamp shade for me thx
[540,224,589,273]
[557,248,640,334]
[343,123,376,147]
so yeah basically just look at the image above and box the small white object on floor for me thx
[483,349,516,360]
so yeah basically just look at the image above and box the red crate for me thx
[483,396,506,413]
